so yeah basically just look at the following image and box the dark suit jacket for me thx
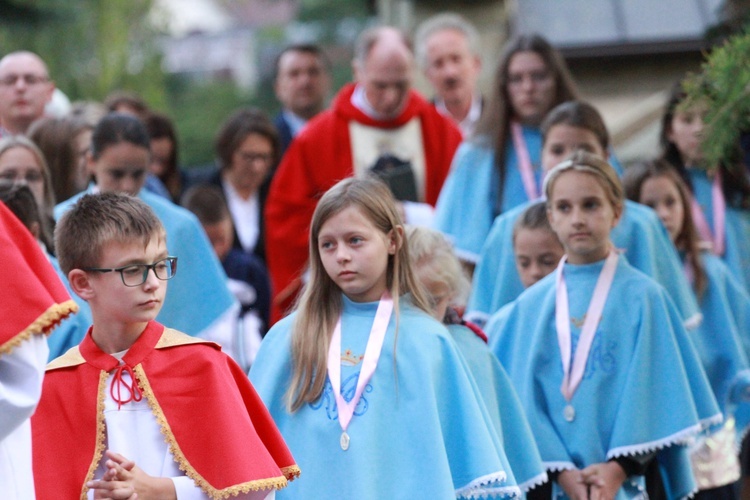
[274,112,295,158]
[200,169,269,263]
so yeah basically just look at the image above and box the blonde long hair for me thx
[286,176,430,412]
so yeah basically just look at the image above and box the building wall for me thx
[377,0,707,164]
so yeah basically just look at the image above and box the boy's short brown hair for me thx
[55,192,166,275]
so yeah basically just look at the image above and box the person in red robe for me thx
[0,200,77,499]
[265,26,462,323]
[32,192,298,500]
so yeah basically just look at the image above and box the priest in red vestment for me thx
[265,26,462,323]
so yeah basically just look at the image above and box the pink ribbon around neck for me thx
[555,250,618,401]
[327,292,393,435]
[511,121,539,201]
[690,170,726,256]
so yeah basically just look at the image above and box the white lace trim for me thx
[517,471,549,492]
[683,312,703,331]
[699,412,724,431]
[455,471,508,499]
[606,422,711,459]
[543,461,576,473]
[462,484,522,499]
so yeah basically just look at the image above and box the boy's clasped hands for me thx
[87,450,177,500]
[558,462,627,500]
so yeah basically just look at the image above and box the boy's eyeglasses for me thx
[84,257,178,287]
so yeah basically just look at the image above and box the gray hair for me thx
[414,13,480,69]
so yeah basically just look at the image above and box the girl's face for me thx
[514,227,564,288]
[547,170,620,264]
[318,205,396,303]
[668,107,705,167]
[226,133,274,197]
[542,124,606,172]
[149,137,174,177]
[0,146,45,208]
[90,142,149,196]
[419,272,452,322]
[506,51,556,126]
[639,175,684,244]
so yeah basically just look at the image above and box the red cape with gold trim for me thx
[0,202,76,355]
[265,83,462,323]
[32,321,299,499]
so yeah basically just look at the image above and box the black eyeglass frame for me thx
[84,256,178,287]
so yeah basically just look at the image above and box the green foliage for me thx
[682,29,750,171]
[164,78,254,168]
[0,0,165,105]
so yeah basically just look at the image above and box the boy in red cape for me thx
[32,193,298,499]
[1,201,77,499]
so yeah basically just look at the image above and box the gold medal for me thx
[340,431,350,451]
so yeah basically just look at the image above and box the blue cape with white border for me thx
[250,296,519,499]
[487,256,719,499]
[467,200,700,330]
[447,323,548,493]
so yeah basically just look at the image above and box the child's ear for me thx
[611,204,624,228]
[68,269,95,301]
[388,226,404,255]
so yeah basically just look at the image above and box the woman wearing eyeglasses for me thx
[192,108,280,263]
[53,112,239,362]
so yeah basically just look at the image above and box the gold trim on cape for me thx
[0,300,78,356]
[46,345,86,370]
[80,370,109,500]
[155,328,219,349]
[133,364,289,499]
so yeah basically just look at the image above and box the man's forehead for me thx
[0,52,49,77]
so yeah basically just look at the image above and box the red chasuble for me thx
[265,83,462,323]
[0,202,76,355]
[32,321,299,500]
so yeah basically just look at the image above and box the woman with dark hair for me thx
[660,79,750,292]
[28,116,92,204]
[53,112,238,360]
[143,111,187,203]
[199,108,280,262]
[434,34,578,265]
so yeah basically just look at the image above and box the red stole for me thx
[265,83,462,323]
[32,321,298,499]
[0,202,76,354]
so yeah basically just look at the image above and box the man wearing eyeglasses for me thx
[0,51,55,137]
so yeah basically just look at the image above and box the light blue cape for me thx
[688,169,750,293]
[487,256,720,499]
[250,296,519,499]
[467,200,700,329]
[53,187,236,355]
[434,128,543,263]
[447,323,547,492]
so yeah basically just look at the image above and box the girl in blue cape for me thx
[433,34,578,264]
[624,159,750,498]
[467,101,699,329]
[249,176,517,499]
[53,114,237,360]
[660,81,750,294]
[406,224,547,494]
[487,151,720,499]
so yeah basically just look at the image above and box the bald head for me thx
[353,27,415,119]
[0,51,55,135]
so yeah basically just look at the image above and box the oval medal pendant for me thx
[340,431,350,451]
[563,404,575,422]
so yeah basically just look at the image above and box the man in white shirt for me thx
[415,13,483,138]
[0,51,55,137]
